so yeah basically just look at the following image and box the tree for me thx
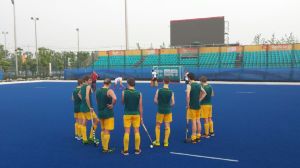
[0,45,11,72]
[253,33,298,45]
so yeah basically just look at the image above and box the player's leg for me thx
[122,115,131,155]
[81,117,88,144]
[153,113,162,146]
[196,118,202,142]
[89,112,99,144]
[163,113,172,147]
[191,119,197,143]
[102,118,114,153]
[133,115,141,154]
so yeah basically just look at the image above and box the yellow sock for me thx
[75,123,78,136]
[103,134,110,151]
[101,131,104,141]
[196,133,201,139]
[81,125,87,141]
[135,133,141,150]
[77,123,82,137]
[209,121,214,133]
[123,133,129,152]
[89,124,98,139]
[164,127,170,144]
[204,123,209,135]
[155,126,160,143]
[191,134,197,141]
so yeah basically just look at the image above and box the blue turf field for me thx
[0,82,299,168]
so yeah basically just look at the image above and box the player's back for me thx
[189,82,200,109]
[124,89,140,115]
[73,87,81,112]
[96,88,113,118]
[158,88,172,114]
[201,84,213,105]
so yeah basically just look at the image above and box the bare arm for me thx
[171,92,175,106]
[86,85,93,110]
[154,89,158,104]
[199,87,207,101]
[121,91,124,105]
[78,92,82,100]
[72,94,74,101]
[139,93,143,123]
[186,85,191,109]
[212,89,215,97]
[107,89,117,109]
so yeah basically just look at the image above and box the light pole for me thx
[11,0,18,77]
[31,17,39,76]
[1,32,8,58]
[76,28,79,68]
[124,0,129,50]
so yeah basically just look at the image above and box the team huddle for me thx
[72,72,214,155]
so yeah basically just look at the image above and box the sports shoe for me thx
[121,150,129,156]
[209,132,215,137]
[135,149,142,155]
[163,142,169,147]
[82,140,89,145]
[103,148,114,153]
[202,134,210,139]
[152,140,160,147]
[192,139,198,144]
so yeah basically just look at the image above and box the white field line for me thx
[170,152,239,163]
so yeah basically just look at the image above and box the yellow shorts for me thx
[74,113,78,119]
[100,118,114,131]
[201,105,212,119]
[187,108,201,120]
[123,115,140,128]
[79,111,98,120]
[156,113,172,123]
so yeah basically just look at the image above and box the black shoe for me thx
[121,150,129,156]
[203,134,210,139]
[209,132,215,137]
[192,139,198,144]
[135,149,142,155]
[196,138,201,142]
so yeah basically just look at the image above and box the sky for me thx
[0,0,299,52]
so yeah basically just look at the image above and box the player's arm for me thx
[72,93,74,101]
[212,89,215,97]
[107,89,117,109]
[186,85,191,109]
[78,92,82,100]
[86,85,93,111]
[199,86,207,101]
[121,90,125,105]
[139,93,143,124]
[154,89,158,104]
[171,92,175,106]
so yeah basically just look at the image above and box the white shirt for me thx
[114,77,122,83]
[152,71,157,78]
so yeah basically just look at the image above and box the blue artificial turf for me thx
[0,82,299,168]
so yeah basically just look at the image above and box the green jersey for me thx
[73,87,81,113]
[157,88,173,114]
[189,82,201,110]
[201,84,213,105]
[124,88,140,115]
[96,87,114,119]
[80,84,92,113]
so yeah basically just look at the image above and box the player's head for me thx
[127,78,135,87]
[200,76,208,84]
[104,78,111,86]
[77,79,83,86]
[187,72,195,81]
[163,77,170,84]
[83,75,92,84]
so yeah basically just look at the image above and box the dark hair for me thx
[127,78,135,87]
[77,79,83,86]
[200,76,208,83]
[82,75,91,82]
[163,77,170,84]
[104,78,111,85]
[187,73,195,80]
